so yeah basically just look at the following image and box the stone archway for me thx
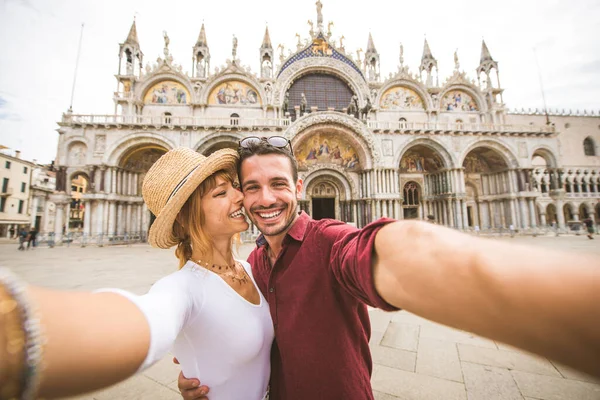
[546,204,558,227]
[462,145,514,230]
[68,172,90,232]
[398,143,449,225]
[302,169,355,223]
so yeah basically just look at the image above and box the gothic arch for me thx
[104,133,176,166]
[285,111,378,168]
[275,59,370,108]
[530,145,559,168]
[459,139,519,169]
[376,79,432,111]
[395,138,456,170]
[201,73,265,106]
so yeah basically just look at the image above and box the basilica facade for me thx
[50,5,600,244]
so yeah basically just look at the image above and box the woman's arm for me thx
[30,287,150,398]
[372,220,600,378]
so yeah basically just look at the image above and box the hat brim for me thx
[148,149,239,249]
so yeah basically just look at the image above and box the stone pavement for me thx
[1,235,599,400]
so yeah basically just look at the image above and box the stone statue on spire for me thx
[163,31,170,58]
[454,49,460,71]
[399,43,404,66]
[316,0,323,30]
[232,35,238,59]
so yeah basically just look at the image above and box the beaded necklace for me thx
[193,259,249,285]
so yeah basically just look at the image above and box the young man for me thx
[178,137,600,399]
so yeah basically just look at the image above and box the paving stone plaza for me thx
[1,235,599,399]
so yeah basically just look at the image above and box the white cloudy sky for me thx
[0,0,599,163]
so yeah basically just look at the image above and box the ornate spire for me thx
[196,23,207,47]
[261,26,272,49]
[480,40,494,64]
[419,38,438,87]
[421,38,433,61]
[366,32,377,53]
[124,20,139,47]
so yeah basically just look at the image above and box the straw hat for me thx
[142,147,239,249]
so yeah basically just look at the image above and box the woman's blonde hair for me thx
[172,169,239,268]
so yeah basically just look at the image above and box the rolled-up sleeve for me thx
[329,218,399,311]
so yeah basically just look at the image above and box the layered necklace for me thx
[194,259,249,285]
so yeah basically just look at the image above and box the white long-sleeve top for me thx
[104,260,274,400]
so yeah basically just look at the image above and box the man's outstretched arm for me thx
[372,220,600,378]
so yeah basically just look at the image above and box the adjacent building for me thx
[0,149,34,237]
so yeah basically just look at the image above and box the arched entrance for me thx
[402,181,421,219]
[398,144,448,224]
[310,182,337,220]
[462,146,513,230]
[68,173,89,232]
[303,172,353,222]
[116,145,168,237]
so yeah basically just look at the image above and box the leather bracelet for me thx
[0,268,44,400]
[0,283,26,399]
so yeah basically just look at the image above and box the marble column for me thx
[117,203,124,235]
[54,203,65,243]
[461,200,468,229]
[528,199,537,228]
[126,203,133,233]
[42,196,51,233]
[30,196,39,227]
[454,200,462,229]
[555,199,566,230]
[509,199,518,228]
[540,213,547,227]
[446,199,453,227]
[108,201,116,236]
[489,201,496,229]
[519,198,528,229]
[95,200,104,236]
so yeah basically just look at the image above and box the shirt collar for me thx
[255,211,310,247]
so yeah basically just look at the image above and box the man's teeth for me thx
[258,210,282,219]
[229,209,244,218]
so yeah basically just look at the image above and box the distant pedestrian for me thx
[426,214,435,224]
[17,227,27,250]
[9,226,15,238]
[583,217,595,240]
[27,226,38,249]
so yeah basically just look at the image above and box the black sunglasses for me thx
[239,136,294,156]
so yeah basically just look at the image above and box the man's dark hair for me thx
[237,140,298,183]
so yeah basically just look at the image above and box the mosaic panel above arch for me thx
[295,132,361,172]
[463,147,508,173]
[120,146,167,172]
[380,86,425,110]
[400,146,444,173]
[207,80,261,106]
[144,80,191,105]
[441,90,478,112]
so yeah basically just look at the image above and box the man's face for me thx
[240,154,302,238]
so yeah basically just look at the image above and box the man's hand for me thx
[173,357,210,400]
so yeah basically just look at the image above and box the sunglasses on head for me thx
[239,136,294,156]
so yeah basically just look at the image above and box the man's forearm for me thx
[372,220,600,377]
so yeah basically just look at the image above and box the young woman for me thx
[0,147,273,400]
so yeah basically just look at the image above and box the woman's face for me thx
[200,175,248,239]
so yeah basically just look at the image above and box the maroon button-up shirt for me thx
[248,212,398,400]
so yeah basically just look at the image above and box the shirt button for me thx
[269,287,274,293]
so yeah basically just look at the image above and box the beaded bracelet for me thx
[0,268,45,400]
